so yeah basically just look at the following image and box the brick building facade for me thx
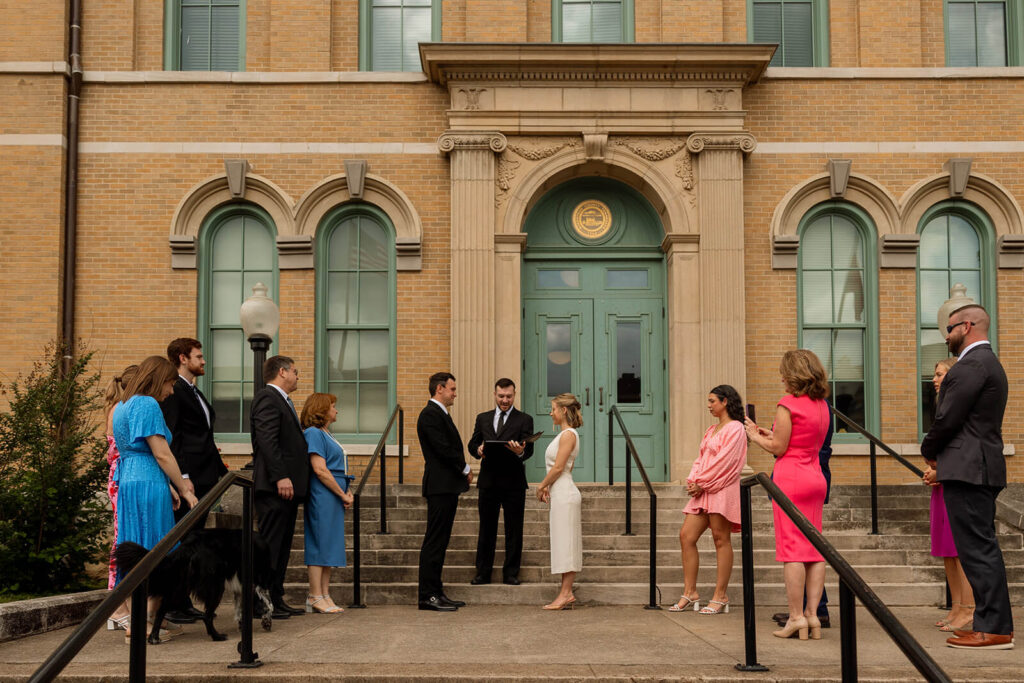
[2,0,1022,485]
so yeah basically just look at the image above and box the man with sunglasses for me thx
[922,305,1013,649]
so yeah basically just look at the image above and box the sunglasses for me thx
[946,320,971,334]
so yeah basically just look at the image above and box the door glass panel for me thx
[606,269,649,289]
[616,321,642,403]
[546,322,572,396]
[537,270,580,288]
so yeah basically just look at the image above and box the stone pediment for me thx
[419,43,776,134]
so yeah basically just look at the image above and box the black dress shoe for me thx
[274,601,304,615]
[818,615,831,628]
[440,594,466,608]
[470,575,490,585]
[187,605,206,619]
[270,607,291,620]
[165,610,197,624]
[771,612,789,624]
[418,596,457,612]
[503,576,521,586]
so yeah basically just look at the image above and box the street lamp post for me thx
[240,282,280,469]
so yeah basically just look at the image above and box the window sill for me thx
[829,443,1016,457]
[766,66,1024,80]
[82,71,429,84]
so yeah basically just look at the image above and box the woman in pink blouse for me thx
[670,385,748,615]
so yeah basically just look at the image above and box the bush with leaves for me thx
[0,342,109,595]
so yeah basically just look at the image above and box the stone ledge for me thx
[997,483,1024,532]
[766,66,1024,79]
[0,590,106,643]
[829,442,1016,457]
[82,71,428,84]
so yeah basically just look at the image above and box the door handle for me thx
[584,387,590,406]
[598,386,604,409]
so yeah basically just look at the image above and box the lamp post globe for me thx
[240,282,280,393]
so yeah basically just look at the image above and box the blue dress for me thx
[303,428,353,567]
[112,395,175,581]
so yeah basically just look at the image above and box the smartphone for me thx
[746,404,756,423]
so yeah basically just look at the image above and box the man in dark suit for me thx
[922,305,1013,649]
[250,355,309,619]
[160,337,228,623]
[467,378,534,585]
[417,372,471,611]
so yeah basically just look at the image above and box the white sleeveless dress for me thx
[546,427,582,574]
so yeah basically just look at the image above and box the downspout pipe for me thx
[61,0,83,370]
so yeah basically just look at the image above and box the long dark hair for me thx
[710,384,745,422]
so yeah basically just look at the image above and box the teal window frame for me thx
[359,0,442,72]
[552,0,635,42]
[315,204,398,442]
[915,201,997,437]
[944,0,1024,66]
[747,0,830,66]
[797,201,880,442]
[197,203,278,441]
[164,0,247,71]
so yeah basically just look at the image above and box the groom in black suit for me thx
[251,355,310,619]
[417,372,471,611]
[922,304,1013,649]
[467,378,534,585]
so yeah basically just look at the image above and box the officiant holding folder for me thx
[467,378,536,585]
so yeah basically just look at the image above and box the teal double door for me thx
[522,261,667,483]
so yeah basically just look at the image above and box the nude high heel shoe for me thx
[773,616,809,640]
[806,615,822,640]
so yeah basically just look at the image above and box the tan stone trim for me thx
[660,233,699,253]
[757,142,1024,153]
[0,61,68,74]
[294,173,423,271]
[79,142,438,154]
[494,233,527,252]
[437,131,508,154]
[766,66,1024,79]
[829,443,1015,456]
[685,132,757,155]
[82,71,427,83]
[0,134,66,147]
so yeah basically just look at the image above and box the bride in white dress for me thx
[535,392,583,610]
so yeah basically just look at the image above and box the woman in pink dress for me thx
[103,364,138,630]
[923,357,974,632]
[670,385,747,615]
[745,349,830,641]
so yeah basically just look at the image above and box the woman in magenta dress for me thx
[745,349,830,640]
[671,385,747,615]
[923,357,974,632]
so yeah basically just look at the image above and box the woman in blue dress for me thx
[111,355,198,640]
[300,393,354,614]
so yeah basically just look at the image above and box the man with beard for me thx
[922,305,1013,649]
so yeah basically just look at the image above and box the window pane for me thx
[921,379,940,433]
[801,222,832,268]
[920,328,949,377]
[327,272,358,324]
[919,270,950,321]
[211,382,241,434]
[606,269,649,288]
[782,1,813,66]
[832,329,864,380]
[242,272,273,305]
[330,382,358,432]
[948,215,980,268]
[831,216,861,268]
[372,7,402,70]
[753,2,783,65]
[803,329,832,372]
[546,322,572,396]
[948,3,978,66]
[562,4,592,42]
[360,330,389,380]
[951,270,982,303]
[328,331,359,381]
[243,219,273,269]
[402,6,431,71]
[833,381,865,430]
[537,270,580,288]
[802,271,833,324]
[616,322,642,403]
[181,6,212,71]
[977,2,1007,66]
[212,217,243,270]
[211,329,243,381]
[329,221,359,270]
[211,271,242,325]
[592,2,623,42]
[359,221,389,269]
[919,221,948,268]
[359,272,388,324]
[210,5,240,70]
[833,270,865,324]
[358,383,388,433]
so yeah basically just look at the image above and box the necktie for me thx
[191,383,210,426]
[498,411,507,435]
[286,396,299,421]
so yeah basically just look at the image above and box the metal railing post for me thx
[230,484,260,668]
[646,490,659,609]
[624,439,633,536]
[840,579,858,683]
[608,410,614,486]
[735,484,768,672]
[869,442,879,535]
[380,444,388,535]
[128,580,148,683]
[398,408,405,484]
[350,493,366,608]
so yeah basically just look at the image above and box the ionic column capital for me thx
[438,131,508,155]
[685,132,757,156]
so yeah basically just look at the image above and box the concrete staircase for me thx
[283,483,1024,607]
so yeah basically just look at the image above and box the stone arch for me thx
[899,171,1024,237]
[295,172,423,270]
[769,172,900,268]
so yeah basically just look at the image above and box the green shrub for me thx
[0,342,109,595]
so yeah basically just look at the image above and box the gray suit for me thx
[921,343,1012,635]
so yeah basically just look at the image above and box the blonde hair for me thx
[104,364,139,412]
[553,393,583,428]
[780,349,830,400]
[934,357,957,374]
[301,392,337,429]
[121,356,177,401]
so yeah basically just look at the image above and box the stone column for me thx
[438,131,508,442]
[494,233,527,399]
[686,131,756,437]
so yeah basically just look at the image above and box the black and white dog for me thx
[115,528,275,644]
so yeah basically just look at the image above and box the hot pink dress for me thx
[683,421,747,532]
[929,485,958,557]
[772,394,829,562]
[105,434,120,590]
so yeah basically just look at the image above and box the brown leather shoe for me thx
[946,631,1014,649]
[952,628,974,638]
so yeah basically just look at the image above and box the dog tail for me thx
[113,541,150,577]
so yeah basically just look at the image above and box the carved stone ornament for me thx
[674,151,697,208]
[611,136,687,161]
[705,88,734,111]
[437,132,508,155]
[495,155,521,207]
[457,87,486,110]
[506,137,580,160]
[686,132,757,156]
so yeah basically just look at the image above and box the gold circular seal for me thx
[571,200,612,239]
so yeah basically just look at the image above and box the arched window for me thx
[317,206,396,439]
[917,202,996,434]
[798,203,879,437]
[198,205,278,437]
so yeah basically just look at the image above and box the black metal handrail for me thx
[830,406,923,535]
[736,472,951,683]
[30,472,261,683]
[348,403,404,608]
[606,405,659,610]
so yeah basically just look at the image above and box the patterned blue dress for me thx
[112,395,175,582]
[303,428,353,567]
